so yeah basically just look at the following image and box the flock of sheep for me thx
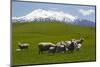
[16,38,84,54]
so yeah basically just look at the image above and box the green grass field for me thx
[12,22,96,66]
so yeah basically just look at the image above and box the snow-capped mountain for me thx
[12,9,78,22]
[12,9,95,26]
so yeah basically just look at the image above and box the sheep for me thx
[38,38,84,54]
[67,41,75,53]
[64,41,72,48]
[70,38,84,51]
[74,38,84,50]
[16,48,21,52]
[18,42,29,50]
[75,43,82,51]
[56,41,67,53]
[38,42,56,54]
[76,38,84,44]
[48,46,57,54]
[56,40,77,53]
[58,39,77,53]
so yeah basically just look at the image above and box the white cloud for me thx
[79,9,95,16]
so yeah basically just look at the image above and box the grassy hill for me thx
[12,22,96,66]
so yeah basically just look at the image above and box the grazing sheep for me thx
[48,46,57,54]
[76,38,84,44]
[64,39,77,53]
[64,41,72,48]
[56,40,75,53]
[38,38,84,54]
[67,41,75,53]
[56,39,83,53]
[18,42,29,50]
[74,38,84,50]
[75,43,82,51]
[38,42,56,54]
[56,41,66,53]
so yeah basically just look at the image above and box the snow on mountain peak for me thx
[12,9,78,23]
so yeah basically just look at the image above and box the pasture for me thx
[12,22,96,66]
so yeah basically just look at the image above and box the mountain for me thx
[12,9,95,26]
[12,9,77,23]
[74,19,95,26]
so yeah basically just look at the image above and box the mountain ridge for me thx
[12,9,95,26]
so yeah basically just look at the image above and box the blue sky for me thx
[12,1,96,22]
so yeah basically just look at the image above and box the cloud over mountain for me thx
[79,9,95,16]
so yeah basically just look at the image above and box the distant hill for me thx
[74,19,95,26]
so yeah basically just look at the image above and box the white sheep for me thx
[16,48,21,52]
[18,42,29,49]
[75,43,82,51]
[38,42,55,46]
[38,42,56,54]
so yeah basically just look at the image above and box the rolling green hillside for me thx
[12,22,96,66]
